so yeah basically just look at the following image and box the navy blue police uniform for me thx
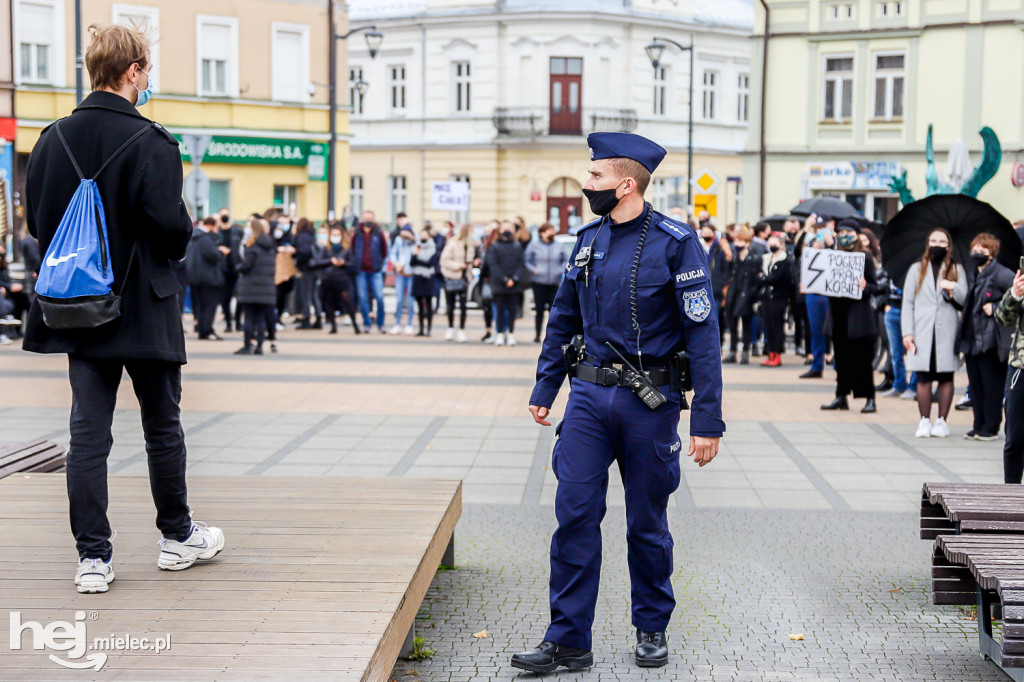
[529,133,726,654]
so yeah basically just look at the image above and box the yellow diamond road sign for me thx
[694,168,720,193]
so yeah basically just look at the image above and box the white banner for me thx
[430,181,470,211]
[801,249,865,300]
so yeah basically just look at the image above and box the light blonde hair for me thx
[246,217,269,248]
[85,24,150,91]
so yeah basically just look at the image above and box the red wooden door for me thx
[546,197,583,234]
[549,57,582,135]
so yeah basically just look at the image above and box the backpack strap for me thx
[117,240,141,297]
[53,120,154,182]
[53,121,85,181]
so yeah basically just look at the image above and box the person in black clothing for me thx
[235,217,278,354]
[21,24,223,591]
[960,233,1014,440]
[217,208,243,333]
[484,222,525,346]
[187,215,229,340]
[783,216,809,356]
[699,224,732,344]
[321,223,360,334]
[759,234,793,367]
[723,226,760,364]
[271,213,297,326]
[411,227,438,336]
[821,220,881,413]
[293,217,323,329]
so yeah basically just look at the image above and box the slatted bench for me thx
[936,534,1024,682]
[0,440,66,479]
[921,483,1024,605]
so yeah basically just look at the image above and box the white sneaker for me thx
[0,334,11,345]
[494,333,506,346]
[158,521,225,571]
[931,417,950,438]
[900,390,916,400]
[389,324,402,335]
[404,325,415,335]
[456,330,467,343]
[915,417,932,438]
[881,388,900,398]
[507,333,517,346]
[444,327,454,341]
[76,558,115,594]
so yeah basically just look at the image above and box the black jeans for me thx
[764,298,788,354]
[445,289,467,329]
[728,313,752,352]
[220,270,241,330]
[67,355,192,561]
[965,349,1007,435]
[532,283,559,339]
[242,303,273,349]
[494,293,518,333]
[1004,367,1024,484]
[192,285,221,338]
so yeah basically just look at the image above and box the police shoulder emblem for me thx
[682,289,712,322]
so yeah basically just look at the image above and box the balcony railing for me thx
[492,107,638,137]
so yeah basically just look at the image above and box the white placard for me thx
[430,181,470,211]
[801,249,865,300]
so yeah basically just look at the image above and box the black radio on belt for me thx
[562,334,585,377]
[605,342,667,410]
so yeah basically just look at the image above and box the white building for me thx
[346,0,753,229]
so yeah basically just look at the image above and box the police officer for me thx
[511,133,725,672]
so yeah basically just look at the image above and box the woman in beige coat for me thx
[901,228,968,438]
[440,224,477,342]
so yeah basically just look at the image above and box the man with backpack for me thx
[21,23,225,594]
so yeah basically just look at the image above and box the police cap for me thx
[587,132,666,173]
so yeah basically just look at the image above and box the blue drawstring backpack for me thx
[35,121,152,330]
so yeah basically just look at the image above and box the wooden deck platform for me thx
[0,474,461,681]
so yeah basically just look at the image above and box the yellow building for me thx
[743,0,1024,223]
[347,0,753,230]
[11,0,350,225]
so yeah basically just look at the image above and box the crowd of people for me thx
[173,208,568,354]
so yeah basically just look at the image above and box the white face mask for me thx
[274,229,284,239]
[316,232,328,245]
[330,235,342,245]
[243,227,253,242]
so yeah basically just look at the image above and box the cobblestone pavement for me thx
[0,317,1011,680]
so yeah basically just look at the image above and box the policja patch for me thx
[682,289,712,322]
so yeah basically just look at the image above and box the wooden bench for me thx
[936,534,1024,682]
[0,440,66,479]
[921,483,1024,605]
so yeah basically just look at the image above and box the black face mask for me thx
[702,236,714,244]
[769,245,781,253]
[970,253,991,268]
[929,245,948,261]
[582,180,625,217]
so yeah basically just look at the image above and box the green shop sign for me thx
[174,134,327,182]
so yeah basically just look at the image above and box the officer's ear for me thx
[620,176,636,196]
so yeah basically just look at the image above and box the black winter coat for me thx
[483,238,526,295]
[826,255,881,340]
[187,229,226,288]
[960,260,1014,357]
[236,234,277,306]
[725,249,761,318]
[762,255,794,302]
[22,91,192,364]
[221,224,244,274]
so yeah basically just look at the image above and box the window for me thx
[737,73,750,122]
[113,4,159,92]
[271,23,310,102]
[390,65,406,113]
[649,178,669,214]
[872,54,905,120]
[197,16,238,97]
[453,61,471,112]
[349,176,364,217]
[349,67,365,115]
[822,56,854,122]
[653,65,668,116]
[702,70,717,120]
[879,1,904,16]
[206,180,231,219]
[273,185,300,212]
[15,0,65,86]
[388,176,407,223]
[450,174,470,224]
[826,3,855,20]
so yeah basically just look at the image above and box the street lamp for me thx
[645,36,694,214]
[327,2,383,218]
[355,79,369,99]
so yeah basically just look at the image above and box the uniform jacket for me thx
[901,261,968,373]
[22,91,192,364]
[236,234,277,306]
[525,238,568,286]
[995,288,1024,369]
[531,206,725,438]
[960,260,1014,358]
[187,228,226,288]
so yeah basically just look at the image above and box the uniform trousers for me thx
[66,355,192,561]
[1004,368,1024,484]
[547,379,683,651]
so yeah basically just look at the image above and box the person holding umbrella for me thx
[901,229,967,438]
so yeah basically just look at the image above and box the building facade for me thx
[743,0,1024,223]
[347,0,752,231]
[10,0,349,235]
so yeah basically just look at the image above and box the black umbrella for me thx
[880,194,1020,289]
[758,214,790,231]
[790,197,862,220]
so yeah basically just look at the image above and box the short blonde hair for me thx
[735,226,754,242]
[609,157,651,195]
[85,24,150,91]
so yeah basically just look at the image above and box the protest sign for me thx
[801,249,865,300]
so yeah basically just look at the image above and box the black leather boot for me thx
[635,630,668,668]
[821,396,850,411]
[511,641,593,673]
[861,398,877,414]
